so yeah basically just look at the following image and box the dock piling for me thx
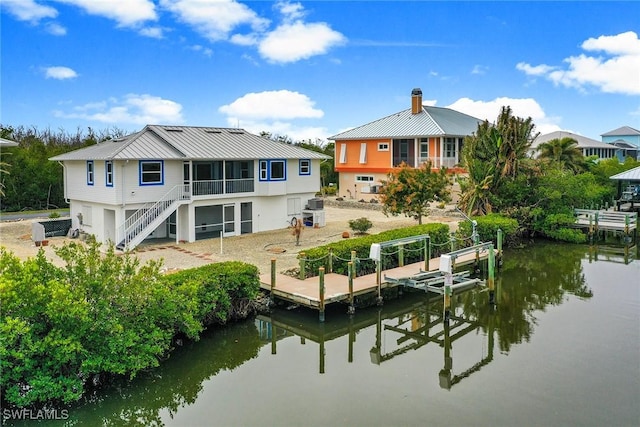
[299,252,306,280]
[348,261,355,315]
[270,258,276,301]
[319,267,325,322]
[488,244,495,305]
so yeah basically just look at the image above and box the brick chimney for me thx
[411,88,423,114]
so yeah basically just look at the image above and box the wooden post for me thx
[443,284,452,324]
[328,248,333,273]
[399,244,404,267]
[348,261,355,315]
[488,243,495,305]
[319,267,325,322]
[270,258,276,300]
[497,228,503,268]
[424,236,430,271]
[299,252,306,280]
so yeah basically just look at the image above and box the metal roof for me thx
[0,137,19,147]
[601,126,640,137]
[328,106,482,140]
[610,166,640,181]
[50,125,331,161]
[532,131,614,150]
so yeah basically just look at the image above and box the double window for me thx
[139,160,164,185]
[259,159,286,181]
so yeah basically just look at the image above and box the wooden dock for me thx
[260,248,495,318]
[574,209,638,232]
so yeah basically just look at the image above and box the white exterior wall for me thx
[62,158,324,246]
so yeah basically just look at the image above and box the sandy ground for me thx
[0,204,461,275]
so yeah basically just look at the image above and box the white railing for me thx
[193,178,255,196]
[117,184,190,250]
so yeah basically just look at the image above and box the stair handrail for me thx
[117,184,190,249]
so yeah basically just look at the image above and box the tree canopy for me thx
[378,161,451,224]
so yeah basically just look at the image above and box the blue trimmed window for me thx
[299,159,311,175]
[86,161,94,185]
[259,159,286,181]
[139,160,164,186]
[105,161,114,187]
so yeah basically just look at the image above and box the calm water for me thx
[12,243,640,426]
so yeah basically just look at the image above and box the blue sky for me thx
[1,1,639,143]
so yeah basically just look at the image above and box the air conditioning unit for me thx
[307,198,324,210]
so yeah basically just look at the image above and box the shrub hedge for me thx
[457,213,520,247]
[300,223,450,277]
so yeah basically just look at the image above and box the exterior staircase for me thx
[116,184,190,251]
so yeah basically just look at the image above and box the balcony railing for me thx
[192,179,254,196]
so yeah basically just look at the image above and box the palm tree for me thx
[537,137,585,173]
[459,106,538,216]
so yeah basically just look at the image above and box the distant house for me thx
[531,131,617,161]
[0,137,19,147]
[601,126,640,161]
[50,125,330,250]
[328,88,481,200]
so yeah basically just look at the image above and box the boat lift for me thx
[382,241,497,322]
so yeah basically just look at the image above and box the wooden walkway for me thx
[259,249,493,313]
[574,209,637,232]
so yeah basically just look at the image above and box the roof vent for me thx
[205,130,222,134]
[228,130,244,134]
[165,128,183,132]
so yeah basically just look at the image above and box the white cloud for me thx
[219,90,327,140]
[189,45,213,57]
[53,94,184,125]
[219,90,323,120]
[517,31,640,95]
[139,26,164,38]
[258,20,345,63]
[2,0,57,22]
[44,22,67,35]
[471,65,488,75]
[447,97,561,135]
[54,0,157,27]
[44,66,78,79]
[276,0,306,22]
[160,0,269,41]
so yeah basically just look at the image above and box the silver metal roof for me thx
[328,106,482,140]
[610,166,640,181]
[601,126,640,137]
[50,125,331,161]
[532,131,614,150]
[0,137,19,147]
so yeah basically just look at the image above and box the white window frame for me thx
[139,160,164,186]
[355,175,374,182]
[299,159,311,175]
[378,143,389,151]
[86,161,94,186]
[105,160,113,187]
[359,143,367,164]
[339,143,347,163]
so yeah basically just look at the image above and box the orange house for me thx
[329,88,481,200]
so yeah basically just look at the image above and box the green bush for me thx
[0,241,260,408]
[48,211,61,219]
[544,227,587,243]
[301,223,450,277]
[539,213,587,243]
[348,217,373,234]
[457,213,519,247]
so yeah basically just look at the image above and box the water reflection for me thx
[36,243,632,426]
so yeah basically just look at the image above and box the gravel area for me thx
[0,204,462,275]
